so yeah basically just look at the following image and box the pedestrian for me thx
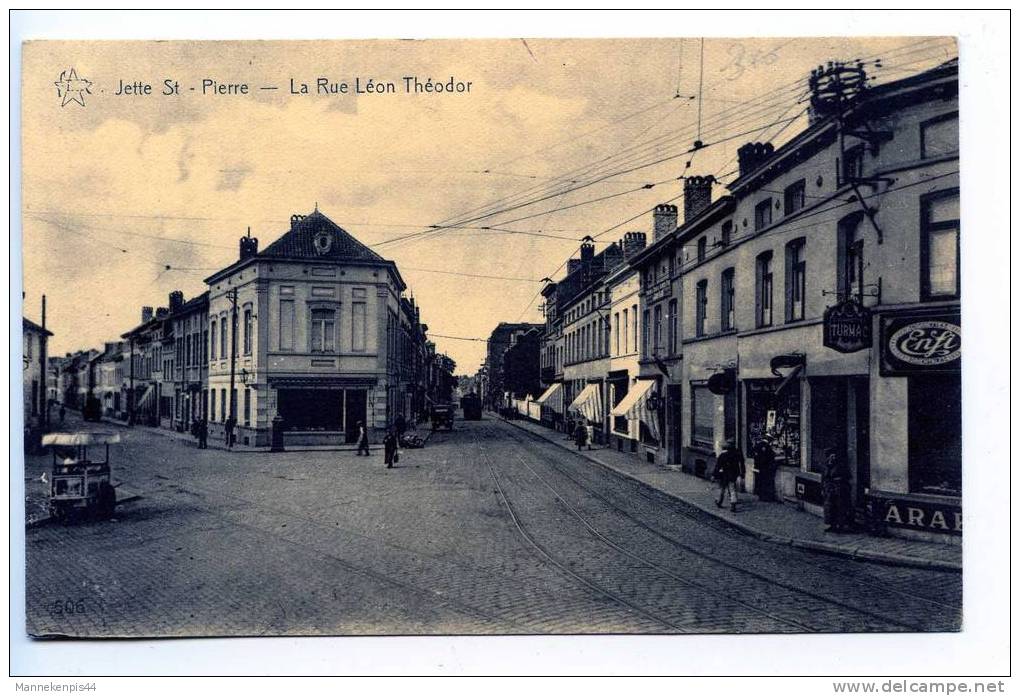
[574,421,589,450]
[59,405,66,424]
[198,418,208,449]
[585,423,595,450]
[395,413,407,438]
[751,436,777,502]
[712,439,746,512]
[356,420,370,456]
[822,447,853,533]
[224,416,236,449]
[383,426,400,469]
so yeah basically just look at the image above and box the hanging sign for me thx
[823,299,872,353]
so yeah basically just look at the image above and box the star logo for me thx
[54,68,92,107]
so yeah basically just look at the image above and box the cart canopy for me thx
[42,431,122,447]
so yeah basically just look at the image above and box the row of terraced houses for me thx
[483,60,960,544]
[47,210,457,448]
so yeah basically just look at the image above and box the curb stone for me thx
[500,416,961,573]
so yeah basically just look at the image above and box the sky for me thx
[20,37,957,371]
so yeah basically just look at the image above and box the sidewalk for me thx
[504,416,961,572]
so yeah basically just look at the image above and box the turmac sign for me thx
[823,300,872,353]
[880,309,961,375]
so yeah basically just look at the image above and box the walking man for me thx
[574,420,589,450]
[356,420,370,456]
[198,418,208,449]
[224,416,236,449]
[713,439,746,512]
[383,426,400,469]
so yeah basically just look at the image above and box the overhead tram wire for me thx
[373,100,811,252]
[428,78,812,231]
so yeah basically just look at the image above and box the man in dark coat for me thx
[356,421,370,456]
[574,420,589,450]
[751,436,777,502]
[197,418,208,449]
[383,427,400,469]
[224,416,236,449]
[713,439,746,512]
[823,448,853,532]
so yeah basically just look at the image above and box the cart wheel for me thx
[96,483,116,520]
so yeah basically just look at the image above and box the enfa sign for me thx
[823,300,872,353]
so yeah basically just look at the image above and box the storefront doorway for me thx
[809,377,870,507]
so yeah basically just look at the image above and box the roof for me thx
[259,210,385,263]
[23,317,52,336]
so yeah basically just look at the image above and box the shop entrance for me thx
[809,377,870,507]
[277,387,368,443]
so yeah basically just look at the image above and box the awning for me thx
[610,379,655,417]
[609,379,659,441]
[534,382,564,412]
[567,383,603,423]
[43,432,121,447]
[776,364,804,395]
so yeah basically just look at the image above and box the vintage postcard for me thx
[20,36,963,640]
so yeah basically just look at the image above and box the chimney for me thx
[622,231,647,258]
[155,307,169,320]
[141,306,154,324]
[290,214,306,230]
[580,240,595,264]
[240,227,259,261]
[683,176,714,223]
[737,142,775,178]
[168,290,185,313]
[652,204,678,242]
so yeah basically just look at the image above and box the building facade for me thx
[23,316,52,447]
[203,210,416,447]
[676,60,959,542]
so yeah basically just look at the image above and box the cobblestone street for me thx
[24,414,962,638]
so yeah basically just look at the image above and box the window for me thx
[613,312,620,356]
[202,329,208,363]
[756,251,774,328]
[310,308,336,352]
[642,309,650,356]
[210,322,217,360]
[243,387,251,426]
[668,253,676,277]
[279,299,295,350]
[352,299,367,351]
[785,238,807,322]
[632,304,639,352]
[921,112,958,159]
[185,334,191,366]
[720,220,733,247]
[695,280,708,337]
[622,309,629,353]
[219,316,227,358]
[755,198,773,231]
[668,299,678,354]
[653,304,662,354]
[220,389,226,423]
[209,390,216,421]
[842,144,864,184]
[721,268,735,331]
[921,189,960,299]
[784,179,806,216]
[697,237,707,263]
[691,384,715,449]
[838,215,865,304]
[243,308,253,355]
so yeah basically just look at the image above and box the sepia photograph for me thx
[9,10,1009,681]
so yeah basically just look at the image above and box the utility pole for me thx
[228,287,239,442]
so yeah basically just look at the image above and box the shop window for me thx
[920,112,958,159]
[755,198,773,231]
[721,268,735,331]
[908,374,961,496]
[691,384,714,449]
[755,251,774,327]
[784,179,806,216]
[310,308,336,352]
[785,237,807,322]
[695,280,708,337]
[921,189,960,300]
[746,379,801,466]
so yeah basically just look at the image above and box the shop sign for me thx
[880,310,961,376]
[868,492,961,536]
[823,300,872,354]
[707,369,735,395]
